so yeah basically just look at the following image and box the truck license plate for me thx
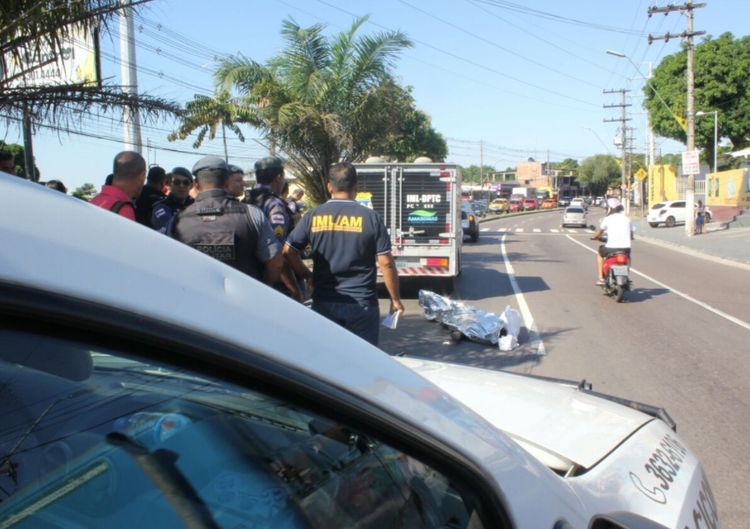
[611,265,628,276]
[395,261,410,268]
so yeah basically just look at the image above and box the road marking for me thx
[533,228,541,233]
[500,233,546,355]
[497,228,507,233]
[550,229,560,233]
[481,228,490,232]
[566,235,750,332]
[516,228,524,233]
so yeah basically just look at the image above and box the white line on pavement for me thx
[500,234,547,355]
[566,235,750,332]
[533,228,541,233]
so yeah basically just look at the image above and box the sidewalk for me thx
[632,215,750,269]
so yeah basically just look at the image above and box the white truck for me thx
[511,186,537,199]
[353,158,463,293]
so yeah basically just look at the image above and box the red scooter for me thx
[595,236,632,302]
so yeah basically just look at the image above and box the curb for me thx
[635,233,750,271]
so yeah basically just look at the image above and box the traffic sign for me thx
[635,168,648,181]
[682,150,701,175]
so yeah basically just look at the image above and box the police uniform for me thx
[151,193,195,233]
[244,158,298,295]
[173,158,280,281]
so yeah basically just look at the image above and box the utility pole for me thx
[603,89,631,214]
[120,0,142,153]
[648,0,705,236]
[479,139,484,196]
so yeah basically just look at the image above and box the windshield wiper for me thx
[106,432,220,529]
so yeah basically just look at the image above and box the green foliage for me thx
[657,153,681,165]
[556,158,580,172]
[211,16,424,205]
[459,165,497,185]
[0,1,179,131]
[0,141,40,179]
[168,91,254,160]
[646,33,750,167]
[577,154,621,195]
[72,182,97,201]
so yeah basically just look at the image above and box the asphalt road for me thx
[378,208,750,528]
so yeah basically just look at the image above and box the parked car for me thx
[540,198,557,209]
[522,197,538,210]
[509,198,524,212]
[461,200,479,242]
[647,200,713,228]
[0,174,721,529]
[488,198,510,214]
[561,206,588,228]
[470,200,487,217]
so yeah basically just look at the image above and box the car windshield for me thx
[565,207,584,214]
[0,329,476,529]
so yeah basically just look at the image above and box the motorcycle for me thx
[593,236,632,302]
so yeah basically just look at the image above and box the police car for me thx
[0,174,720,528]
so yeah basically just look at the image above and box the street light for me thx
[606,50,683,131]
[581,126,614,156]
[696,110,718,173]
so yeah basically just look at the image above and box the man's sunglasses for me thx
[171,178,192,187]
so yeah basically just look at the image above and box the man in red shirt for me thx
[90,151,146,221]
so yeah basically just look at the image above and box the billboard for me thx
[4,24,100,89]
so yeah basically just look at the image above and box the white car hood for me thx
[398,357,652,473]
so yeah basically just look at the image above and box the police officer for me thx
[173,156,283,285]
[243,156,301,300]
[151,167,195,233]
[135,165,168,227]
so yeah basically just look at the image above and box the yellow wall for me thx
[648,165,679,205]
[705,169,750,208]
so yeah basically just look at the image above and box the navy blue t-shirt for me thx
[286,199,391,305]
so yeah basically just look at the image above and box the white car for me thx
[561,206,588,228]
[570,197,587,210]
[647,200,713,228]
[0,174,721,529]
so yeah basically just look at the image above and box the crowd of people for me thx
[49,150,403,347]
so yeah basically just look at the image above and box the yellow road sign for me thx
[635,168,648,181]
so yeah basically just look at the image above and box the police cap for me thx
[169,166,193,181]
[192,156,228,176]
[227,164,244,175]
[254,156,283,172]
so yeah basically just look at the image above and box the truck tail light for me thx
[425,258,448,267]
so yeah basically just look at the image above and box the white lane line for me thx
[550,229,560,233]
[500,233,546,355]
[567,229,578,233]
[566,235,750,332]
[533,228,541,233]
[481,228,490,232]
[497,228,507,233]
[515,228,524,233]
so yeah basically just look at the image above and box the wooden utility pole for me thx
[648,1,705,236]
[603,89,631,214]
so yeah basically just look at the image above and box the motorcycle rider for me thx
[590,197,633,286]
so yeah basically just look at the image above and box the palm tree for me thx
[0,1,178,130]
[212,16,413,205]
[168,91,253,162]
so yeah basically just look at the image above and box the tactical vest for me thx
[173,192,263,280]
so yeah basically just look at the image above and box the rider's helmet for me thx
[605,197,623,215]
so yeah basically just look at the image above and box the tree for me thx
[377,86,447,162]
[459,165,497,186]
[646,33,750,167]
[168,91,253,161]
[72,182,97,201]
[577,154,621,196]
[555,158,579,173]
[210,16,416,205]
[1,1,179,132]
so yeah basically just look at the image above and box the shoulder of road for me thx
[478,207,750,269]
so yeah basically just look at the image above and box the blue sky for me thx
[6,0,749,190]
